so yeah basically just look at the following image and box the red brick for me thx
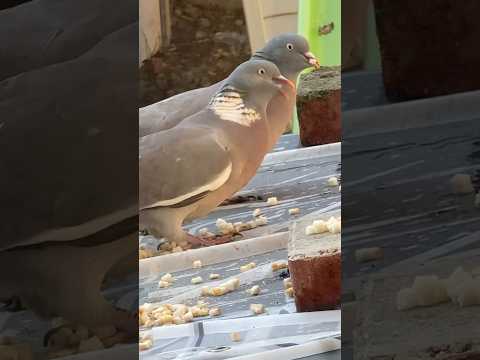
[296,67,340,146]
[288,219,341,312]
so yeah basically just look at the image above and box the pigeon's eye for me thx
[286,43,294,51]
[257,68,266,75]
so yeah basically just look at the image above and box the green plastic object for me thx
[293,0,341,134]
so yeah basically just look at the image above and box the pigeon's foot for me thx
[186,233,241,247]
[220,195,263,206]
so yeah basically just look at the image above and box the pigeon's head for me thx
[226,60,295,106]
[253,33,319,81]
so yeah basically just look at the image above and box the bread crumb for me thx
[202,278,240,296]
[192,260,202,269]
[209,273,220,280]
[250,303,265,315]
[266,197,278,206]
[230,332,241,342]
[252,208,262,217]
[355,247,383,263]
[326,217,341,234]
[209,307,222,317]
[283,278,292,289]
[191,306,209,317]
[216,218,235,235]
[271,262,288,271]
[327,177,338,186]
[183,311,194,322]
[285,287,295,298]
[210,286,228,296]
[172,246,183,253]
[139,335,153,351]
[240,262,256,272]
[191,276,203,284]
[246,285,261,296]
[288,208,300,215]
[451,174,474,194]
[158,280,170,288]
[254,215,268,226]
[160,273,174,283]
[224,278,240,291]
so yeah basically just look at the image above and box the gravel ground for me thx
[139,0,251,107]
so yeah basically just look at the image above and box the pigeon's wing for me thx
[139,80,225,137]
[139,125,232,210]
[0,25,138,251]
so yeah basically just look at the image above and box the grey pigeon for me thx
[139,33,319,137]
[139,60,295,245]
[0,24,137,335]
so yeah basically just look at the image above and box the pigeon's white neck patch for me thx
[208,86,261,127]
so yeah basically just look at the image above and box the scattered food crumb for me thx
[160,273,174,283]
[271,261,288,271]
[191,305,209,317]
[250,303,265,315]
[139,335,153,351]
[283,278,293,289]
[355,247,384,263]
[193,260,202,269]
[191,276,203,285]
[327,177,338,187]
[252,208,262,217]
[305,217,341,235]
[240,262,256,272]
[202,278,240,296]
[246,285,261,296]
[158,280,171,288]
[230,332,241,342]
[254,215,268,226]
[266,197,279,206]
[209,273,220,280]
[288,208,300,215]
[451,174,474,194]
[216,218,236,235]
[209,307,222,317]
[397,267,480,311]
[285,287,295,298]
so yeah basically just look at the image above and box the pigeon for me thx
[139,33,319,137]
[0,24,138,339]
[139,60,295,246]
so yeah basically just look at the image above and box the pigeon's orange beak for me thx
[304,51,320,69]
[273,75,295,98]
